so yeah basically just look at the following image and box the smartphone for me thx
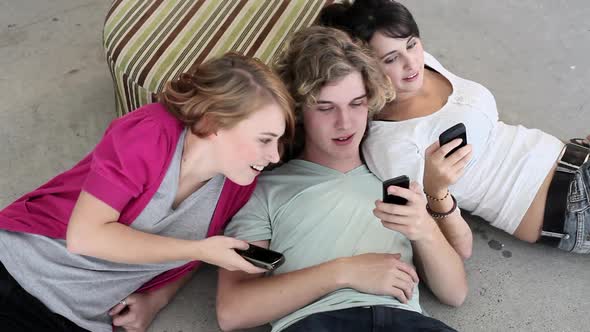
[439,123,467,158]
[235,243,285,270]
[382,175,410,205]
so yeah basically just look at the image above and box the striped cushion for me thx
[103,0,332,116]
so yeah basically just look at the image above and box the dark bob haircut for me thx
[319,0,420,42]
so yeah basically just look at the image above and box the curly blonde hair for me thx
[159,52,295,150]
[273,26,394,158]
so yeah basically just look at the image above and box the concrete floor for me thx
[0,0,588,331]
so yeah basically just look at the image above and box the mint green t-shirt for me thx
[225,160,422,332]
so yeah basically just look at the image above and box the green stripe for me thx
[150,1,230,91]
[119,0,180,74]
[161,0,237,87]
[127,0,192,81]
[217,1,270,56]
[270,0,326,63]
[240,1,281,55]
[105,1,149,53]
[258,0,308,62]
[172,1,231,72]
[233,2,269,54]
[104,0,141,49]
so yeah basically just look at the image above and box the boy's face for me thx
[301,71,369,171]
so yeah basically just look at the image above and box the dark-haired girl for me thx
[321,0,590,254]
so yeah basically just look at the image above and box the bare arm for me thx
[411,223,468,307]
[375,182,468,307]
[423,139,474,259]
[426,200,473,260]
[145,268,196,309]
[216,240,418,331]
[66,191,264,273]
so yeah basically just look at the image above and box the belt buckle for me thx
[540,230,570,240]
[557,143,590,172]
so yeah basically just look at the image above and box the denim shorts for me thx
[558,159,590,254]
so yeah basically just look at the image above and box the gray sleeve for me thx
[224,187,272,242]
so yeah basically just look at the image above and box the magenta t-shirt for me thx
[0,103,256,291]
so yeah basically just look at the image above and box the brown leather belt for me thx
[539,142,590,247]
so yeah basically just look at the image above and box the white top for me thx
[363,52,564,234]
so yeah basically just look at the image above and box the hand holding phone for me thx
[235,243,285,271]
[382,175,410,205]
[439,123,467,158]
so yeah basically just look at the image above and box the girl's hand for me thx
[110,292,162,332]
[423,139,472,198]
[197,236,267,274]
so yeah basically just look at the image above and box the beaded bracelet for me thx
[426,194,458,220]
[424,188,450,202]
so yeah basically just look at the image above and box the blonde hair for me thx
[159,52,295,150]
[274,26,394,158]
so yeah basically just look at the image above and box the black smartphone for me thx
[382,175,410,205]
[439,123,467,158]
[235,243,285,270]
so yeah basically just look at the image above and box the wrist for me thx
[147,290,169,311]
[329,257,352,289]
[426,194,458,220]
[415,217,438,243]
[412,220,439,246]
[191,240,208,262]
[423,187,449,201]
